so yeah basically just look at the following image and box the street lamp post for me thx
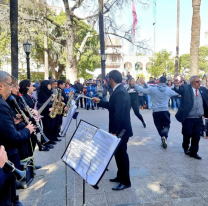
[23,41,32,79]
[101,54,107,78]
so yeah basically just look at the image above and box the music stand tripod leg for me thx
[64,134,68,206]
[83,179,86,206]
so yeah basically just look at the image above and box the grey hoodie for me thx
[135,83,179,112]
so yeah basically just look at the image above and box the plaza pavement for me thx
[17,108,208,206]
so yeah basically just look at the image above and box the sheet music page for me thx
[62,121,121,186]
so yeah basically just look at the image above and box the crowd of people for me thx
[1,68,208,204]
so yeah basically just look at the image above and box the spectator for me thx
[74,79,84,108]
[93,80,97,87]
[146,77,156,110]
[95,81,103,109]
[64,82,76,98]
[102,79,108,102]
[83,82,87,108]
[172,79,181,109]
[163,72,167,77]
[86,80,96,110]
[126,72,132,80]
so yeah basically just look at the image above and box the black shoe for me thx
[45,144,54,149]
[112,183,131,191]
[161,136,167,148]
[92,106,95,110]
[184,150,190,155]
[54,138,62,142]
[190,153,202,160]
[35,165,42,170]
[39,145,50,151]
[12,195,23,206]
[49,140,57,145]
[109,177,120,182]
[87,106,89,110]
[142,122,146,128]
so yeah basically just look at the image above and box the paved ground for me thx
[17,108,208,206]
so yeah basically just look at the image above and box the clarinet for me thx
[3,160,26,181]
[9,95,45,151]
[17,93,50,145]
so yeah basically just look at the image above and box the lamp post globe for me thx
[23,41,32,79]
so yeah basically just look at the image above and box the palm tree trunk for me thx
[175,0,180,77]
[190,0,201,76]
[10,0,18,79]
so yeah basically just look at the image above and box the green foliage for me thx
[147,50,174,77]
[179,47,208,75]
[136,73,146,80]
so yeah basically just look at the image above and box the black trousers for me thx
[115,138,131,186]
[76,97,83,108]
[153,111,171,138]
[131,100,144,123]
[182,117,202,154]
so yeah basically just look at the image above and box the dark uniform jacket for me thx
[0,96,30,157]
[175,84,208,122]
[74,83,83,93]
[98,84,133,138]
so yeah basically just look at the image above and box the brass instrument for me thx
[49,90,58,119]
[63,90,74,117]
[57,89,65,115]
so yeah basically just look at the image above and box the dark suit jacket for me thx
[175,84,208,122]
[0,168,5,191]
[0,96,30,157]
[98,84,133,138]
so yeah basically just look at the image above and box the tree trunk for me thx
[174,0,180,77]
[190,0,201,76]
[44,0,49,79]
[63,0,78,83]
[10,0,18,79]
[56,64,65,80]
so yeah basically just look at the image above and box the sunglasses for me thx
[194,81,201,83]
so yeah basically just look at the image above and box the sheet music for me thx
[62,120,121,186]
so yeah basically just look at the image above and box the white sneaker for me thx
[161,136,167,148]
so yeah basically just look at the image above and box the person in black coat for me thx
[175,75,208,160]
[19,79,53,151]
[92,70,133,191]
[0,71,35,206]
[37,80,57,143]
[74,79,84,108]
[127,78,146,127]
[0,145,15,206]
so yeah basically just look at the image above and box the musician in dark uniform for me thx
[92,70,133,191]
[19,79,53,151]
[54,80,69,141]
[0,71,35,205]
[6,76,34,160]
[0,145,14,205]
[37,80,56,143]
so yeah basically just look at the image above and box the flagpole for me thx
[153,0,156,54]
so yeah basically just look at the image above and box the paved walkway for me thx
[18,108,208,206]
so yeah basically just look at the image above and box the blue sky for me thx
[121,0,208,55]
[50,0,208,56]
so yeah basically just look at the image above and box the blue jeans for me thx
[87,99,94,107]
[103,95,107,102]
[147,95,151,109]
[172,97,181,109]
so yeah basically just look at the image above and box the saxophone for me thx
[49,91,58,119]
[63,90,74,117]
[57,88,66,115]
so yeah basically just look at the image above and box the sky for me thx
[50,0,208,56]
[119,0,208,55]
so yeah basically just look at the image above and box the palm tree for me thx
[190,0,201,76]
[175,0,180,77]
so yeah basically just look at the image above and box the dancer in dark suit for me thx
[175,75,208,159]
[92,70,133,191]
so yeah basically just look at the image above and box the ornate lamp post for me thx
[23,41,32,79]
